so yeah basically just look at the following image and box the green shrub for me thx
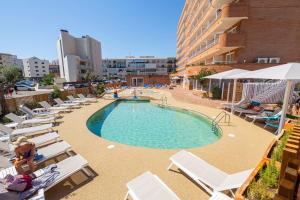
[212,86,222,99]
[50,86,62,99]
[40,73,55,86]
[247,180,272,200]
[259,160,279,188]
[271,131,290,162]
[95,84,105,96]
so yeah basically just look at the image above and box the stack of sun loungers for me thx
[0,94,96,199]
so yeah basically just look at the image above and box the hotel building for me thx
[102,56,176,86]
[57,30,103,82]
[23,57,49,78]
[176,0,300,87]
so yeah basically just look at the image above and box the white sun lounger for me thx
[19,105,59,119]
[125,171,180,200]
[0,141,72,178]
[78,94,97,103]
[0,131,60,153]
[0,154,90,200]
[67,95,89,105]
[167,150,253,196]
[5,113,55,127]
[0,123,53,141]
[209,192,233,200]
[54,98,81,108]
[39,101,71,113]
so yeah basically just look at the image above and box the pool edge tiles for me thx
[86,100,222,149]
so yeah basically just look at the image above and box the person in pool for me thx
[13,136,36,174]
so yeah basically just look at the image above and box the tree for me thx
[194,68,215,85]
[0,66,22,84]
[40,73,55,86]
[82,71,99,94]
[0,66,23,117]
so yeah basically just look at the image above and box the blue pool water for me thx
[87,100,221,149]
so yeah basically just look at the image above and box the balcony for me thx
[187,31,245,65]
[189,3,248,52]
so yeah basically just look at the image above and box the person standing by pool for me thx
[113,88,118,98]
[8,87,14,97]
[14,85,18,95]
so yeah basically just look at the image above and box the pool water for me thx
[87,100,221,149]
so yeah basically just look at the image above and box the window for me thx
[36,74,39,76]
[34,62,38,64]
[41,62,44,64]
[42,66,45,68]
[35,66,38,68]
[35,70,39,72]
[42,70,46,72]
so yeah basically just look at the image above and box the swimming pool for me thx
[87,100,221,149]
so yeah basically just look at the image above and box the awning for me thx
[204,69,249,80]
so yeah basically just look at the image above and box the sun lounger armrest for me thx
[216,169,253,192]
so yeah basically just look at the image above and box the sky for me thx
[0,0,184,61]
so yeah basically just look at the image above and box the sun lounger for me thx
[0,123,53,141]
[0,141,71,178]
[54,98,81,108]
[78,94,97,103]
[19,105,59,119]
[39,101,71,113]
[232,107,264,116]
[167,150,253,196]
[5,113,55,127]
[0,154,90,200]
[67,95,89,105]
[209,192,233,200]
[245,110,282,123]
[125,171,180,200]
[0,131,60,153]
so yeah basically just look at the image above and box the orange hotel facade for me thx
[174,0,300,89]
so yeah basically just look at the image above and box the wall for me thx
[4,88,89,113]
[236,0,300,63]
[126,75,170,86]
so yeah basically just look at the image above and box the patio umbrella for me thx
[226,63,300,132]
[205,69,249,105]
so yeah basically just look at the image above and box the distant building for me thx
[0,53,23,70]
[49,60,60,77]
[57,30,103,82]
[23,57,49,78]
[103,56,176,86]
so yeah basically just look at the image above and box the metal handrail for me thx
[211,111,230,132]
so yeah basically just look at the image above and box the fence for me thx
[4,87,89,113]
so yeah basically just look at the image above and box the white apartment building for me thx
[102,56,176,79]
[0,53,23,70]
[22,57,49,78]
[57,30,102,82]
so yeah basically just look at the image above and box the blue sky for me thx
[0,0,184,60]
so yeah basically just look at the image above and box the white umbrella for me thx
[226,63,300,132]
[171,76,180,80]
[204,69,249,104]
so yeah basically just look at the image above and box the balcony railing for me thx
[190,35,220,59]
[189,10,222,46]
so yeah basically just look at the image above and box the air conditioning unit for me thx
[257,58,269,64]
[269,57,280,64]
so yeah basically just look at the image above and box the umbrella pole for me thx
[278,80,292,133]
[208,79,212,98]
[231,79,237,113]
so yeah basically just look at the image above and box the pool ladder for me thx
[160,96,168,107]
[211,111,230,132]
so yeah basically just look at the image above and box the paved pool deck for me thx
[46,89,275,200]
